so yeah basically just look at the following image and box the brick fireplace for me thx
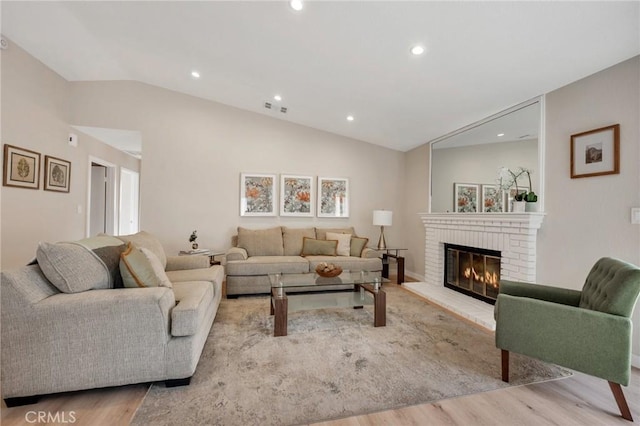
[420,213,544,286]
[405,213,544,329]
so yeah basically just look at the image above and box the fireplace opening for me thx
[444,244,501,305]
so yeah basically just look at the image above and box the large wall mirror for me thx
[430,97,545,213]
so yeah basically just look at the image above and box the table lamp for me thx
[373,210,393,249]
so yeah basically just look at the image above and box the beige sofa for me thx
[1,231,224,406]
[225,226,382,296]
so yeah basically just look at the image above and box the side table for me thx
[376,248,407,284]
[178,249,225,266]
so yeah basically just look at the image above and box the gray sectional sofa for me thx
[225,226,382,296]
[1,231,224,406]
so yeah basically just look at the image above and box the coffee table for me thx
[269,272,387,337]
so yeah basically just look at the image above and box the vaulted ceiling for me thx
[2,1,639,152]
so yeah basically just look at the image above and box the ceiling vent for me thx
[264,101,288,114]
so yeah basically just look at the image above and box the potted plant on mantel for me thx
[498,167,538,212]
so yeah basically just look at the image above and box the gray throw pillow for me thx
[350,237,369,257]
[237,227,284,257]
[36,236,126,293]
[300,237,338,256]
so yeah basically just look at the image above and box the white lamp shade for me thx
[373,210,393,226]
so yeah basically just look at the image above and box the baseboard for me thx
[632,353,640,369]
[404,270,425,282]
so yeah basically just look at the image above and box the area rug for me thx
[132,286,570,426]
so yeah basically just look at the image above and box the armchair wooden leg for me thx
[501,349,509,383]
[609,381,633,421]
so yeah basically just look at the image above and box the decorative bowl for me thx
[315,263,343,277]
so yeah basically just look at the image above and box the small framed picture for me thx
[280,175,314,217]
[571,124,620,178]
[454,183,479,213]
[481,184,505,213]
[318,177,349,218]
[240,173,277,216]
[43,155,71,193]
[3,144,41,190]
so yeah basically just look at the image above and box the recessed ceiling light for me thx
[290,0,303,11]
[191,70,200,79]
[497,133,505,137]
[410,45,425,56]
[347,115,355,122]
[274,94,282,101]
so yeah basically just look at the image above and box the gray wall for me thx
[403,55,640,361]
[431,139,538,212]
[1,41,140,269]
[67,82,406,257]
[539,56,640,359]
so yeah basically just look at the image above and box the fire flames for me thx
[463,267,499,287]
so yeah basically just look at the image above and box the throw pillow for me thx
[237,226,284,257]
[326,232,352,256]
[36,236,126,293]
[282,227,316,256]
[120,242,173,288]
[350,237,369,257]
[315,227,356,240]
[113,231,168,269]
[300,237,338,257]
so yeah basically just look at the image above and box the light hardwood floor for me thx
[2,277,639,426]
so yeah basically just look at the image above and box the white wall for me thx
[67,81,406,256]
[0,41,140,269]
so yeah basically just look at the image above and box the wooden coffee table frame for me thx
[270,283,386,337]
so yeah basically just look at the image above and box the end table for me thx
[375,248,407,284]
[178,249,225,266]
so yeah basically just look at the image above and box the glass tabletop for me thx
[269,271,387,289]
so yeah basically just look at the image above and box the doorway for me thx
[119,168,140,235]
[90,164,107,236]
[87,157,116,237]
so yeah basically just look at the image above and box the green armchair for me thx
[495,257,640,421]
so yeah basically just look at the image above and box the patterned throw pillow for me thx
[120,242,173,288]
[300,237,338,256]
[326,232,352,256]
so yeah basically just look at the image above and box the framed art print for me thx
[454,183,479,213]
[481,184,505,213]
[240,173,277,216]
[318,177,349,218]
[571,124,620,178]
[3,144,41,190]
[280,174,314,217]
[43,155,71,193]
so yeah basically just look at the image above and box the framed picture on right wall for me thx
[571,124,620,178]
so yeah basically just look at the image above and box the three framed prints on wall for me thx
[240,173,349,218]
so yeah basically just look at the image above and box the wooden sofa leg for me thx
[165,377,192,388]
[609,381,633,421]
[4,395,40,407]
[501,349,509,383]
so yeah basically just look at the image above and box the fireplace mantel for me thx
[419,212,545,286]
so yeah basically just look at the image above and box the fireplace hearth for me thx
[444,244,501,305]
